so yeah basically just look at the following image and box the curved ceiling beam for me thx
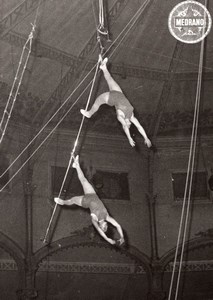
[2,31,213,82]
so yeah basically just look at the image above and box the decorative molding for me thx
[0,81,44,123]
[165,260,213,272]
[38,261,144,274]
[196,228,213,238]
[0,259,17,271]
[1,258,213,274]
[3,32,213,82]
[0,259,144,274]
[159,109,213,134]
[1,80,213,137]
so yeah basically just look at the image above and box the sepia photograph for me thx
[0,0,213,299]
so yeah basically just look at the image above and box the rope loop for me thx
[96,0,111,55]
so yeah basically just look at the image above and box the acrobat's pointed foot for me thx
[72,155,79,169]
[99,57,108,70]
[80,109,91,118]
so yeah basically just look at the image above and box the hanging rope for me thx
[0,0,42,145]
[168,3,207,298]
[0,24,35,144]
[97,0,108,36]
[0,0,151,191]
[42,55,101,243]
[96,0,110,56]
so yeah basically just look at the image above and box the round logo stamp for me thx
[168,1,212,44]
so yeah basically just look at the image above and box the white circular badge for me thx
[168,1,212,44]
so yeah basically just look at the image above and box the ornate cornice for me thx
[165,260,213,272]
[0,259,143,274]
[38,261,144,274]
[2,32,213,81]
[1,75,213,138]
[2,258,213,274]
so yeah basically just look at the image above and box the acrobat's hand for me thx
[54,197,64,205]
[108,238,116,245]
[129,138,135,147]
[118,237,125,246]
[144,138,152,148]
[115,237,125,247]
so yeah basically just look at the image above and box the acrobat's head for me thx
[99,220,108,232]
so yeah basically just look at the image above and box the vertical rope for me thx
[97,0,108,35]
[99,0,104,27]
[0,0,43,144]
[0,26,34,144]
[42,56,101,243]
[168,2,207,298]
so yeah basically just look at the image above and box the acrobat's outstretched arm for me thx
[130,115,152,148]
[91,215,116,245]
[106,215,125,245]
[117,114,135,147]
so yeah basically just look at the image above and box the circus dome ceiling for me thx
[0,0,213,139]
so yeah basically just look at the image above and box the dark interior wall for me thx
[35,245,149,300]
[0,249,19,300]
[35,272,147,300]
[0,270,19,300]
[163,270,213,300]
[0,123,28,249]
[162,243,213,299]
[153,137,213,256]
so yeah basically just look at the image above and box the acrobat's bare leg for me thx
[54,195,83,206]
[73,155,95,194]
[80,92,109,118]
[100,58,122,92]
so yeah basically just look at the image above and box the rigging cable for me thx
[0,0,152,191]
[42,55,101,243]
[97,0,108,36]
[0,25,35,144]
[0,0,43,144]
[168,2,207,299]
[96,0,110,54]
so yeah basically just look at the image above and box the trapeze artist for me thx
[81,56,152,148]
[54,155,125,246]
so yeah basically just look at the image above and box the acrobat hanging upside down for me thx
[55,155,125,246]
[81,55,152,148]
